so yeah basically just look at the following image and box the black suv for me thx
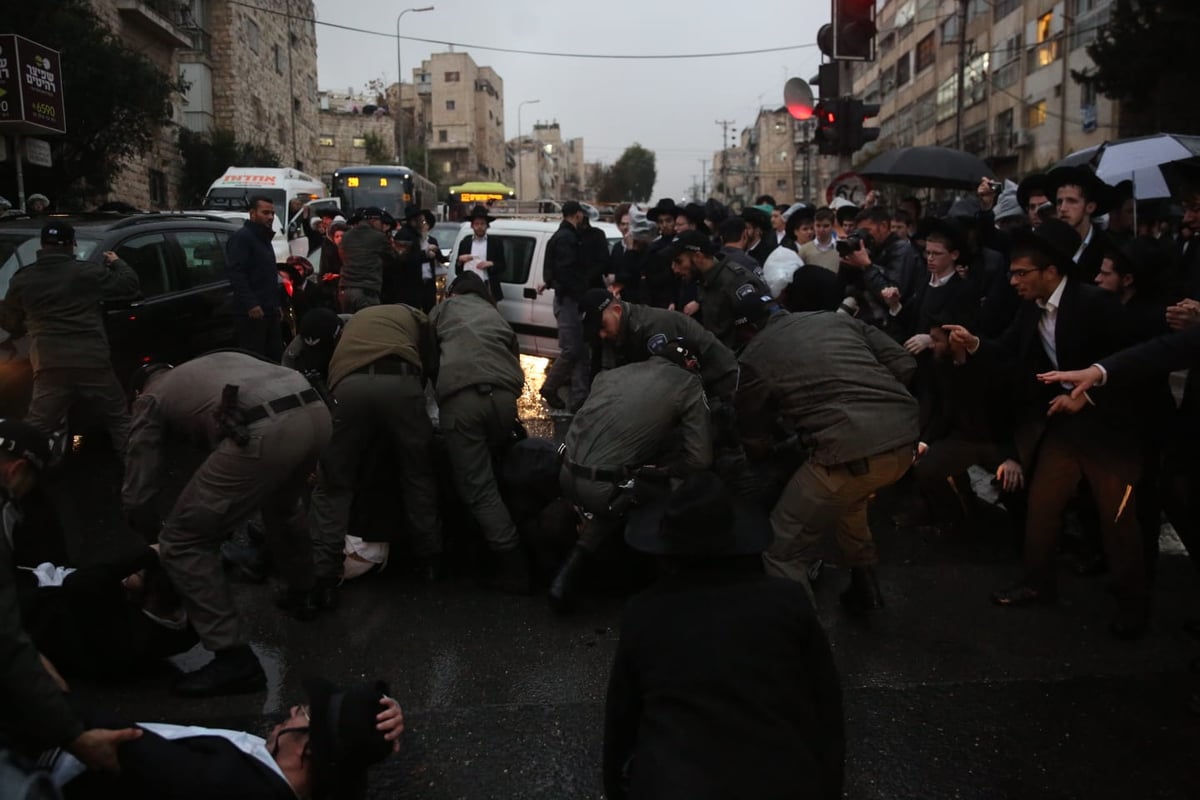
[0,212,243,417]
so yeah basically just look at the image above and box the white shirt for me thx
[929,269,956,288]
[1036,276,1068,369]
[775,230,786,244]
[1072,223,1094,263]
[465,235,489,282]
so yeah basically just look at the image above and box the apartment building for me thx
[849,0,1118,179]
[711,108,840,208]
[510,121,587,201]
[313,90,397,185]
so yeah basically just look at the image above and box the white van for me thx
[451,219,621,357]
[201,167,337,263]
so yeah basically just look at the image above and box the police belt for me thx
[354,355,421,377]
[565,460,629,483]
[242,388,322,424]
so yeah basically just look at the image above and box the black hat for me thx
[305,678,395,800]
[1046,165,1113,216]
[466,204,495,223]
[299,308,344,349]
[740,205,770,230]
[669,229,717,260]
[0,419,52,471]
[624,471,772,557]
[1016,172,1053,211]
[914,217,969,258]
[403,206,435,227]
[703,198,731,226]
[354,206,395,227]
[40,221,74,246]
[732,285,780,327]
[1009,218,1082,270]
[446,270,491,301]
[646,335,701,372]
[678,202,707,227]
[646,197,681,222]
[579,288,616,339]
[1103,235,1161,281]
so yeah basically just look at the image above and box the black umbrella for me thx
[858,145,996,190]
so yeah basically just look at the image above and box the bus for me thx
[446,181,517,220]
[331,165,438,219]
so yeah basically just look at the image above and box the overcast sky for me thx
[313,0,827,202]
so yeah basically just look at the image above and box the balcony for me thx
[1026,40,1060,74]
[117,0,194,48]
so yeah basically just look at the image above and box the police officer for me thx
[578,288,740,399]
[429,272,529,592]
[338,207,396,313]
[733,294,919,612]
[0,221,139,448]
[553,338,713,611]
[669,230,771,348]
[308,303,442,588]
[122,352,331,696]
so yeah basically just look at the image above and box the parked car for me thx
[0,212,243,418]
[430,221,465,261]
[450,219,621,358]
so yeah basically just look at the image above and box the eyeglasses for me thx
[1007,267,1040,278]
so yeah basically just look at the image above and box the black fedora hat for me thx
[1016,172,1053,211]
[305,677,395,800]
[914,216,969,259]
[646,197,681,222]
[1046,165,1113,216]
[625,472,772,557]
[466,203,496,223]
[403,205,435,227]
[1009,218,1081,270]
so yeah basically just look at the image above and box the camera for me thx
[835,229,875,258]
[987,179,1003,195]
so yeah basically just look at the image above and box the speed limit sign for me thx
[826,172,872,206]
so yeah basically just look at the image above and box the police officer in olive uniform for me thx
[309,304,442,587]
[668,229,772,349]
[429,272,529,592]
[0,221,139,448]
[338,207,397,313]
[552,338,713,611]
[122,352,331,697]
[579,289,740,399]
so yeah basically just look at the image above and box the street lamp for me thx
[395,5,434,167]
[517,98,540,201]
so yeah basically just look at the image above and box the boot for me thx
[275,585,319,621]
[548,546,590,614]
[174,645,266,697]
[489,548,531,596]
[839,566,884,613]
[311,577,341,612]
[539,386,566,410]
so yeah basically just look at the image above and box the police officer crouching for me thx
[553,337,713,612]
[122,352,332,696]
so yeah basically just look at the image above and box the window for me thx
[994,0,1020,19]
[878,32,896,56]
[446,100,456,111]
[319,134,334,147]
[292,96,301,113]
[936,74,959,123]
[273,44,283,74]
[895,51,911,87]
[915,33,936,72]
[444,71,460,82]
[1026,99,1048,128]
[1081,81,1097,108]
[175,231,226,288]
[992,60,1020,92]
[963,53,990,108]
[941,15,958,45]
[148,169,168,208]
[245,18,260,54]
[438,129,448,143]
[776,179,788,189]
[962,123,988,156]
[491,235,536,285]
[352,136,366,148]
[1037,11,1054,42]
[115,234,171,298]
[915,90,936,132]
[994,107,1015,151]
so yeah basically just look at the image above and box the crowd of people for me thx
[2,155,1200,796]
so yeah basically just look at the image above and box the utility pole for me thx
[715,118,734,200]
[954,0,968,150]
[699,159,708,198]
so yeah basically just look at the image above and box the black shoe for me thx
[311,577,340,612]
[489,548,532,595]
[275,586,319,621]
[539,387,566,410]
[221,540,267,583]
[991,581,1056,606]
[174,646,265,697]
[839,566,884,613]
[548,546,589,614]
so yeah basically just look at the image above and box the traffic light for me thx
[834,0,877,61]
[843,99,881,153]
[813,100,844,156]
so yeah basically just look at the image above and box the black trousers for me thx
[235,313,284,363]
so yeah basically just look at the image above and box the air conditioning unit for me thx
[1012,129,1035,149]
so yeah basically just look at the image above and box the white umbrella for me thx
[1057,133,1200,199]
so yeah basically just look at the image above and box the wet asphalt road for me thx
[45,359,1200,799]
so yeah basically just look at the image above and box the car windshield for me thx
[430,223,463,251]
[203,187,286,213]
[0,233,102,300]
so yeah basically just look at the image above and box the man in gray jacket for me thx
[337,207,396,313]
[735,296,918,612]
[429,272,529,593]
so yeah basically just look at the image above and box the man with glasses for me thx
[942,219,1147,638]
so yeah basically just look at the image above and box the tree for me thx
[2,0,185,207]
[1073,0,1200,136]
[362,132,391,165]
[596,144,657,202]
[177,129,280,207]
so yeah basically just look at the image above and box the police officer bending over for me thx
[553,337,713,612]
[122,352,332,696]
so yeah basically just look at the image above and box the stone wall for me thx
[313,103,397,184]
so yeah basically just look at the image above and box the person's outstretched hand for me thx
[377,696,405,753]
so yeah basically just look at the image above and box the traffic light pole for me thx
[838,61,855,174]
[954,0,968,150]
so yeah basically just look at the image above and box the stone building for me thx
[313,90,397,185]
[510,121,586,202]
[85,0,319,209]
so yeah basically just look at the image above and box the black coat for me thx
[1074,225,1111,283]
[603,566,843,800]
[454,234,506,301]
